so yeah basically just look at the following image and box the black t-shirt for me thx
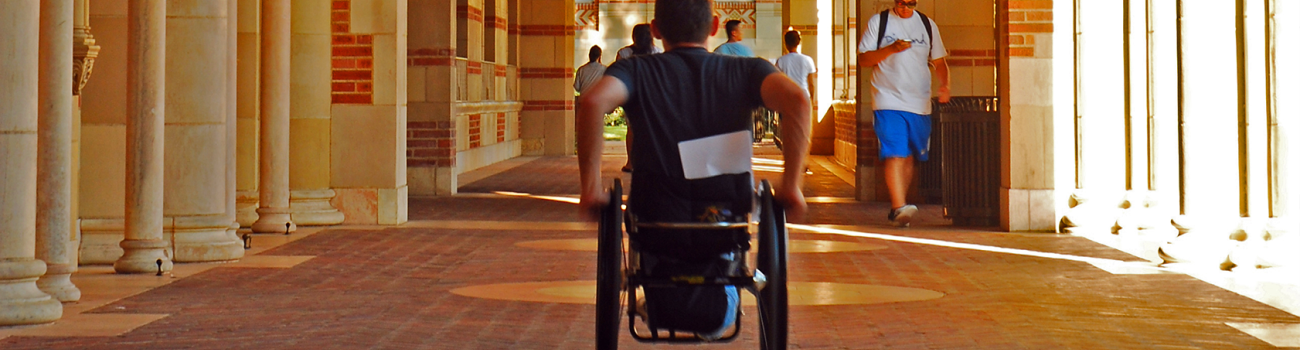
[604,47,777,229]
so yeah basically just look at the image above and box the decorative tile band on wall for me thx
[408,48,456,67]
[517,25,580,36]
[714,2,757,29]
[789,25,817,36]
[576,3,599,31]
[408,121,456,167]
[948,49,998,67]
[486,16,509,31]
[332,0,374,104]
[519,68,574,79]
[457,5,484,23]
[495,65,507,77]
[1007,0,1053,57]
[522,100,575,111]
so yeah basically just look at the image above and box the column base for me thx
[1157,215,1236,269]
[0,259,63,325]
[1114,191,1178,240]
[114,238,173,274]
[1253,218,1299,268]
[1058,191,1122,234]
[290,189,345,226]
[78,218,124,264]
[172,214,244,262]
[236,190,259,227]
[36,262,81,302]
[251,206,296,234]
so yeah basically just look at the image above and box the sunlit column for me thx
[1157,0,1246,266]
[1255,0,1297,269]
[1060,0,1128,234]
[116,0,173,274]
[36,0,82,302]
[252,0,296,234]
[0,0,64,326]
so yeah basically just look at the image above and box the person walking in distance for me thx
[574,45,606,94]
[712,19,755,57]
[616,24,662,172]
[775,30,815,99]
[858,0,950,227]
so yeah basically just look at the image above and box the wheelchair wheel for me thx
[596,179,624,350]
[756,180,789,350]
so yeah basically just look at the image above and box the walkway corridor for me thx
[2,144,1298,349]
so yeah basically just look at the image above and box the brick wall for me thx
[331,0,375,104]
[1007,0,1053,57]
[407,122,455,167]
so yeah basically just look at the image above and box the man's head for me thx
[588,45,602,63]
[651,0,718,46]
[894,0,917,17]
[783,30,801,52]
[725,20,743,42]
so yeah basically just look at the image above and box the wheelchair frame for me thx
[596,178,789,350]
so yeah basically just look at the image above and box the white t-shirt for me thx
[616,45,663,60]
[857,11,947,115]
[775,52,816,98]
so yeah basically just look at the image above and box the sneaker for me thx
[888,205,918,227]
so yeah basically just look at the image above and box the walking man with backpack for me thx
[858,0,950,227]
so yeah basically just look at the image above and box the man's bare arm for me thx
[760,73,812,220]
[575,76,629,219]
[857,40,911,68]
[930,57,951,103]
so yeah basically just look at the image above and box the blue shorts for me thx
[874,110,931,161]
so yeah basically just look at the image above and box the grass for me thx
[603,125,627,141]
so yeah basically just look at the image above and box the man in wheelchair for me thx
[576,0,812,341]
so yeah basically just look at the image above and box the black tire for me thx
[756,180,788,350]
[596,179,624,350]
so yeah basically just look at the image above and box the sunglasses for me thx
[896,1,918,8]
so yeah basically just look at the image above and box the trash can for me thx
[932,97,1000,227]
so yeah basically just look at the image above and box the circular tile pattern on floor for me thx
[515,239,885,254]
[450,281,943,306]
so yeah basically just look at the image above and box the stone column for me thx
[996,0,1061,232]
[409,0,460,196]
[116,0,173,274]
[37,0,82,302]
[517,0,576,157]
[164,0,243,262]
[0,0,64,326]
[1059,0,1128,235]
[329,0,409,225]
[228,0,240,235]
[289,0,344,226]
[1157,1,1246,266]
[236,0,261,227]
[252,0,296,233]
[78,0,128,265]
[70,0,99,266]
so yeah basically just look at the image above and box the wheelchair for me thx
[596,178,790,350]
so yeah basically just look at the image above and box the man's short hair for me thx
[588,45,602,62]
[783,30,801,50]
[654,0,713,44]
[725,20,742,37]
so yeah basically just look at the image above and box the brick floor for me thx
[3,150,1298,349]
